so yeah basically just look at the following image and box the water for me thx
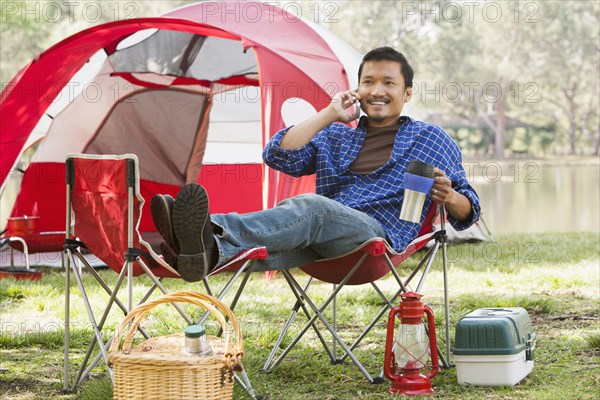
[468,159,599,234]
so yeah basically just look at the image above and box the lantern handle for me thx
[423,305,439,379]
[383,305,401,381]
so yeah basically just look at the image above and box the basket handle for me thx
[109,291,243,368]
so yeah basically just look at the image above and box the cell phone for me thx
[353,101,361,120]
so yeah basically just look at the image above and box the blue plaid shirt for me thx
[263,116,480,252]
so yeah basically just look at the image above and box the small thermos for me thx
[399,160,435,223]
[184,324,213,356]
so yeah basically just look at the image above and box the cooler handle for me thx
[526,332,536,361]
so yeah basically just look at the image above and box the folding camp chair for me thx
[0,217,65,272]
[262,204,452,383]
[0,216,65,280]
[62,154,266,398]
[2,162,69,266]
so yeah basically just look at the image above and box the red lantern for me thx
[384,292,439,396]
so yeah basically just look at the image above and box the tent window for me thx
[110,30,257,82]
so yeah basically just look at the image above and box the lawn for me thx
[1,232,599,399]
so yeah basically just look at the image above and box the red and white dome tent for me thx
[0,1,361,250]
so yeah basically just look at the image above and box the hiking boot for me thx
[150,194,179,267]
[172,183,218,282]
[159,241,178,268]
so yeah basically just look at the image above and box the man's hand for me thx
[430,168,453,205]
[430,167,474,222]
[328,89,361,123]
[280,89,361,149]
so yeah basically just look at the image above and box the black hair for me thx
[358,46,414,88]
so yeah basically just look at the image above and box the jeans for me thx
[211,193,387,271]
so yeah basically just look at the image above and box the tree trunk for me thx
[494,93,506,159]
[568,116,577,155]
[566,93,577,155]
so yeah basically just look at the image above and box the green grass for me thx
[582,332,600,351]
[453,293,560,315]
[1,232,599,399]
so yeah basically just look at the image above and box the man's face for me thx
[358,60,412,128]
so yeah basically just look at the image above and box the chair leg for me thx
[441,238,452,366]
[437,207,453,367]
[67,251,116,389]
[263,275,335,371]
[137,259,193,324]
[234,367,259,400]
[332,283,338,362]
[65,252,160,391]
[339,282,397,364]
[198,260,255,331]
[263,272,344,373]
[262,297,301,371]
[77,338,116,388]
[405,239,453,369]
[272,268,377,382]
[84,266,151,341]
[393,243,440,293]
[264,253,383,381]
[63,248,72,392]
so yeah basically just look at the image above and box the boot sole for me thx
[159,241,178,268]
[150,194,179,253]
[172,184,211,281]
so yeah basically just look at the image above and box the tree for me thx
[532,1,599,155]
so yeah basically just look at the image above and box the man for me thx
[151,46,480,282]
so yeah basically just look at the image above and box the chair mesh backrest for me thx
[69,155,177,277]
[300,204,438,285]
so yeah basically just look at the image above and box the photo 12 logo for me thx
[182,1,340,24]
[1,1,140,23]
[464,161,540,184]
[400,1,540,24]
[412,81,540,104]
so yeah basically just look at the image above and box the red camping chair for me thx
[1,199,65,275]
[2,162,68,264]
[1,182,64,279]
[63,154,266,398]
[0,236,38,280]
[262,204,453,383]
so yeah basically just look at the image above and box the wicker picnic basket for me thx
[109,291,243,400]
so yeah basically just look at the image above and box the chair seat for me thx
[300,232,435,285]
[5,231,65,253]
[210,247,268,275]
